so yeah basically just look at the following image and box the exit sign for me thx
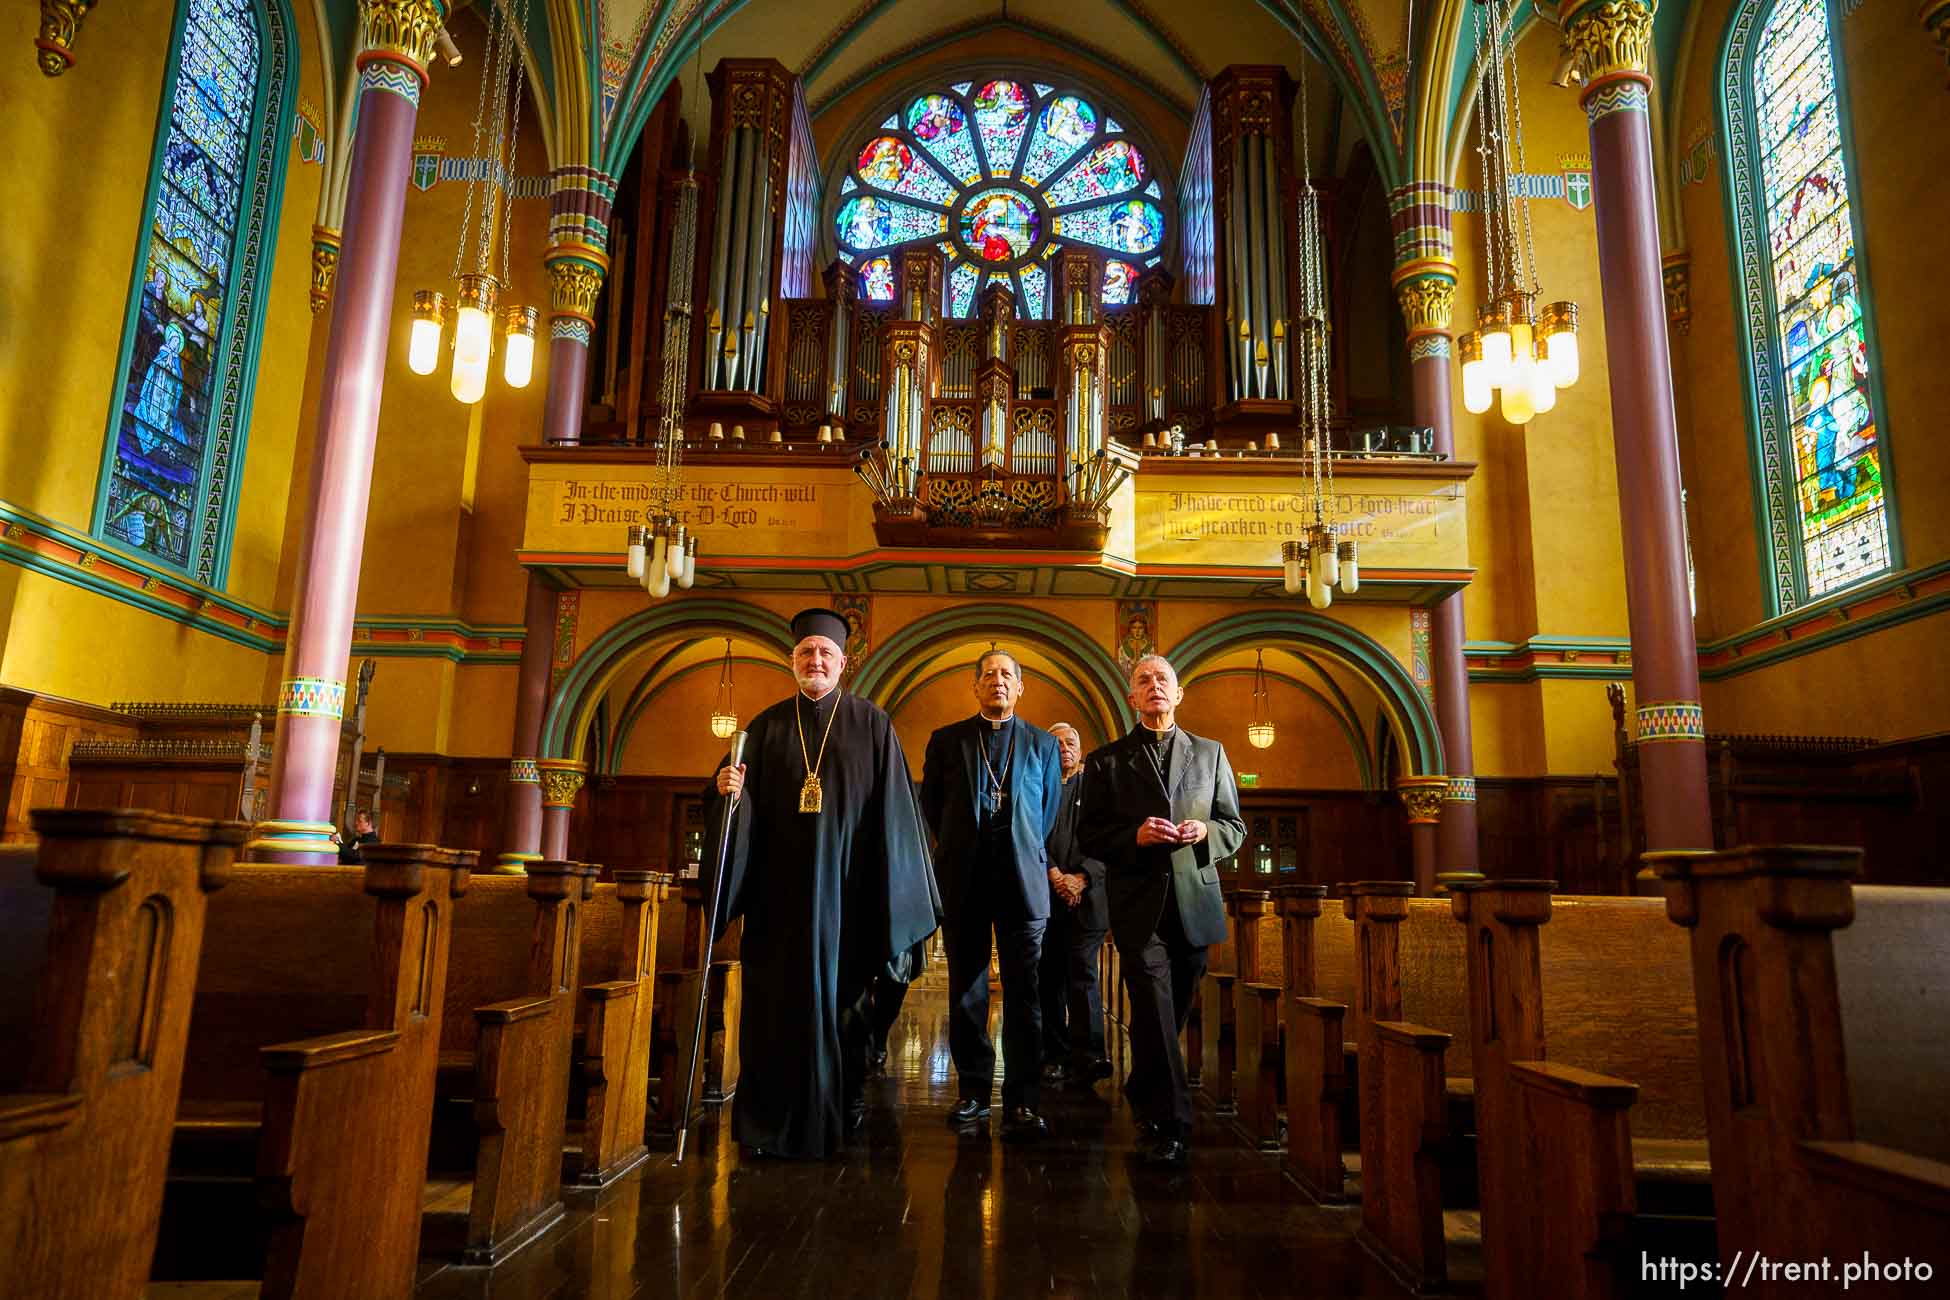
[1238,773,1259,787]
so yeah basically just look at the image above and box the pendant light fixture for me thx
[406,0,539,403]
[1465,0,1580,425]
[709,637,738,739]
[1247,649,1276,749]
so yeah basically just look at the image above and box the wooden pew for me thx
[1654,847,1950,1297]
[0,809,245,1300]
[162,843,473,1297]
[1194,887,1245,1110]
[572,870,674,1187]
[1229,889,1285,1148]
[1449,880,1711,1300]
[431,860,598,1265]
[1274,884,1345,1199]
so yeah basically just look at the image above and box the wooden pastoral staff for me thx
[649,875,744,1141]
[160,844,474,1296]
[573,869,675,1184]
[0,809,246,1299]
[429,860,599,1264]
[1653,847,1950,1299]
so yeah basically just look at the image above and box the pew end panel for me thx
[1359,1021,1452,1294]
[571,871,669,1189]
[1284,995,1349,1203]
[1236,982,1284,1149]
[0,809,245,1300]
[1509,1061,1638,1300]
[464,996,571,1265]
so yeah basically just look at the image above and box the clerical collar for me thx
[1141,723,1177,745]
[984,714,1015,730]
[799,687,839,710]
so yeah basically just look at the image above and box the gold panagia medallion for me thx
[798,774,824,814]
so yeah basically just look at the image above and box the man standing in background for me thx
[1039,722,1111,1085]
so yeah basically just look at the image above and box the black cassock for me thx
[704,688,940,1157]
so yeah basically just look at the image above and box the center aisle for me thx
[419,986,1412,1299]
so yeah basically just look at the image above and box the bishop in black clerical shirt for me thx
[704,608,940,1158]
[921,649,1064,1140]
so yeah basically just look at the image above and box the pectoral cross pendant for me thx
[798,774,824,814]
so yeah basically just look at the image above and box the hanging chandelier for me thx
[1279,56,1357,611]
[406,0,539,402]
[709,637,738,739]
[1457,0,1580,424]
[624,165,704,599]
[1247,649,1276,749]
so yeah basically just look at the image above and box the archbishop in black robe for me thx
[703,651,939,1158]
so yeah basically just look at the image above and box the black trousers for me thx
[1118,889,1205,1138]
[944,891,1046,1110]
[1039,902,1108,1066]
[863,974,909,1058]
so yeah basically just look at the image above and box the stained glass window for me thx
[1732,0,1892,602]
[101,0,284,583]
[836,78,1169,319]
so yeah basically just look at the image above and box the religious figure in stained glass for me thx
[1743,0,1891,597]
[835,77,1168,319]
[102,0,274,577]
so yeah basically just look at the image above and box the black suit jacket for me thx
[1047,773,1109,931]
[1077,726,1247,951]
[920,715,1064,921]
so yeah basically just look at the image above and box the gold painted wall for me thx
[1670,0,1950,741]
[0,1,326,704]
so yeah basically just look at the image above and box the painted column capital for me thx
[1390,262,1458,340]
[537,758,588,808]
[1562,0,1657,94]
[35,0,96,76]
[1395,775,1449,825]
[1662,252,1692,336]
[355,0,447,83]
[546,253,609,345]
[310,226,342,315]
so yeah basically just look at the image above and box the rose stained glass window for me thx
[835,79,1167,319]
[1749,0,1891,597]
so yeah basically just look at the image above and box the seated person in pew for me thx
[707,608,941,1158]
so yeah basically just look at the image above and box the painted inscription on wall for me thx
[525,466,872,557]
[1135,475,1468,570]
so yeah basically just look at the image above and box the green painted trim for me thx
[91,0,293,588]
[1440,0,1535,189]
[540,598,796,757]
[850,604,1134,736]
[1319,0,1404,188]
[1253,0,1399,187]
[1164,610,1444,775]
[1189,666,1376,788]
[877,660,1111,752]
[1698,586,1950,680]
[608,649,783,772]
[0,532,280,654]
[874,647,1119,747]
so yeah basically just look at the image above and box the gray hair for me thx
[973,648,1022,680]
[1128,653,1177,686]
[1048,722,1080,740]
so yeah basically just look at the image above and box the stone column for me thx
[498,574,556,871]
[252,0,446,863]
[541,167,616,446]
[538,759,587,862]
[1561,0,1712,854]
[1395,775,1447,896]
[1388,194,1480,871]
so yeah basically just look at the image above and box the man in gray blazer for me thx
[921,650,1065,1140]
[1078,653,1246,1165]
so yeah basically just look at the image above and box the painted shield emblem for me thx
[412,152,441,192]
[1563,168,1593,211]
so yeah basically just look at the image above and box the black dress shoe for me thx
[1001,1106,1048,1143]
[1077,1057,1113,1083]
[867,1046,889,1074]
[1143,1137,1189,1167]
[1040,1062,1068,1084]
[846,1097,868,1135]
[946,1098,991,1126]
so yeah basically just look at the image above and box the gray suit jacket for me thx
[1077,725,1247,951]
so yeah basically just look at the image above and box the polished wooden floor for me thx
[404,984,1415,1300]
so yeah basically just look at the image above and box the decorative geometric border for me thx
[1410,607,1434,708]
[360,59,423,107]
[1636,700,1706,743]
[509,758,541,784]
[1445,775,1477,802]
[1409,335,1452,362]
[551,317,593,344]
[1584,80,1650,123]
[278,676,347,719]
